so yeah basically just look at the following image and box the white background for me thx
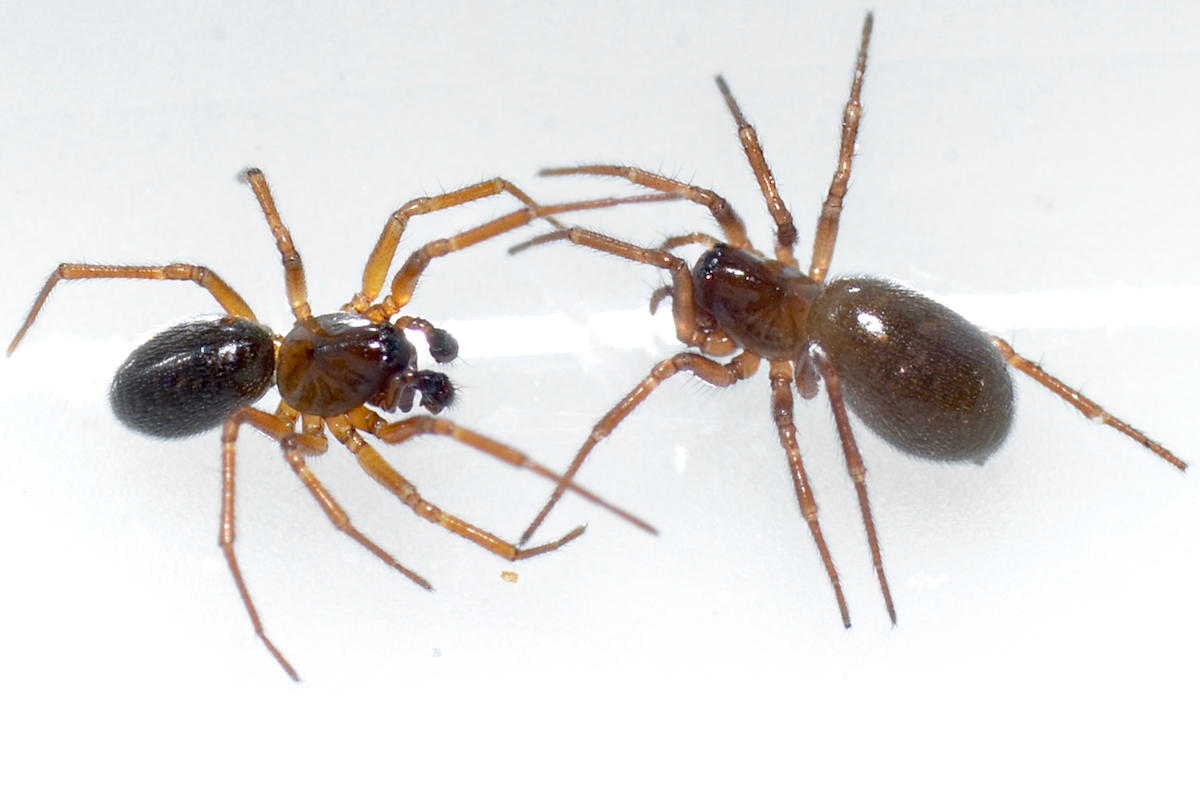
[1,0,1196,791]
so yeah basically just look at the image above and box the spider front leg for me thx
[539,165,751,250]
[715,76,798,265]
[370,194,680,321]
[659,232,729,252]
[511,226,735,355]
[221,406,431,681]
[347,177,570,314]
[341,407,656,552]
[243,168,313,321]
[519,351,760,547]
[323,414,569,561]
[8,263,256,355]
[809,13,873,284]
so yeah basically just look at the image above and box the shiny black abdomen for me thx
[808,278,1014,463]
[109,316,275,438]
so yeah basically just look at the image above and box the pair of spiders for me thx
[9,15,1185,680]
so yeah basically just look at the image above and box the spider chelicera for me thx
[508,13,1188,626]
[7,168,664,679]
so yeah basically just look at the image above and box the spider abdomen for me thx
[109,316,275,438]
[808,277,1014,463]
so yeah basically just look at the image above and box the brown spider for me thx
[509,13,1188,627]
[7,168,665,680]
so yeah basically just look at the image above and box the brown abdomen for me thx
[808,278,1013,463]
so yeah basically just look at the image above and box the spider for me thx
[509,13,1188,627]
[7,167,663,680]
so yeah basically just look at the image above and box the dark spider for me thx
[8,168,660,679]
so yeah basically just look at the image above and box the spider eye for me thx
[693,243,728,282]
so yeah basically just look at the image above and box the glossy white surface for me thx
[1,1,1196,791]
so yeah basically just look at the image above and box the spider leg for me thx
[809,13,873,284]
[991,336,1187,471]
[715,76,798,265]
[768,360,851,627]
[221,406,432,681]
[8,263,255,355]
[348,177,570,313]
[539,164,750,249]
[510,226,736,356]
[806,353,895,624]
[371,194,678,321]
[519,351,760,547]
[328,412,595,560]
[243,168,313,321]
[660,231,734,253]
[346,406,655,538]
